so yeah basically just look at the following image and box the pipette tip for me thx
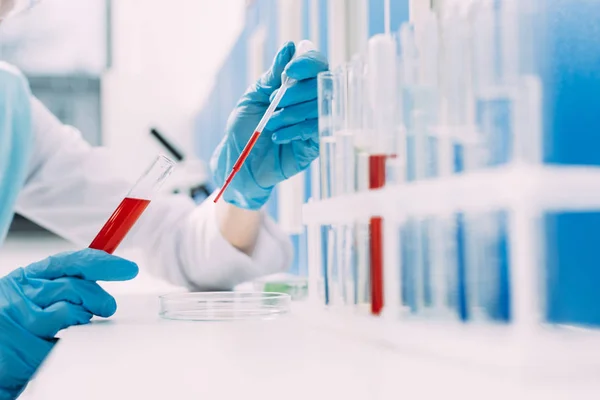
[214,188,225,203]
[214,173,235,204]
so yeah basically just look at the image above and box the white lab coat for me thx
[13,97,293,290]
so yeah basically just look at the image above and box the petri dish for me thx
[158,291,291,321]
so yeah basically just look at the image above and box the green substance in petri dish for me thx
[263,281,308,300]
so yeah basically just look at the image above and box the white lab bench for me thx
[20,293,600,400]
[2,236,599,399]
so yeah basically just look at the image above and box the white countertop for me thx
[19,294,600,400]
[3,236,599,399]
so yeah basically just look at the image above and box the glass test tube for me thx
[329,66,345,306]
[340,60,368,307]
[331,65,353,197]
[317,71,335,305]
[329,66,355,307]
[463,1,517,323]
[433,4,481,321]
[89,155,175,254]
[366,34,398,316]
[423,8,471,320]
[318,66,359,308]
[349,58,372,310]
[397,22,430,317]
[318,71,335,201]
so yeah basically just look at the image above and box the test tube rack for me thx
[303,165,600,398]
[301,0,600,393]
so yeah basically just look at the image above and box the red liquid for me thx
[369,154,387,315]
[214,130,262,203]
[89,197,151,254]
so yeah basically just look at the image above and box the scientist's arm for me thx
[216,202,261,255]
[15,97,293,291]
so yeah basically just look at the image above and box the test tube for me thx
[399,15,459,319]
[349,58,372,310]
[318,66,360,308]
[336,64,360,307]
[463,0,516,323]
[399,23,417,182]
[317,71,335,305]
[89,155,175,254]
[421,6,471,320]
[331,65,353,197]
[320,66,355,307]
[332,65,357,307]
[318,71,336,201]
[366,34,398,316]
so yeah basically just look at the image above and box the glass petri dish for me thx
[158,291,291,321]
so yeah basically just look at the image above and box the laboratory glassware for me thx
[397,16,461,320]
[158,292,291,321]
[317,65,360,308]
[89,154,175,254]
[214,40,316,203]
[460,1,517,323]
[330,65,356,307]
[318,66,354,307]
[397,25,422,317]
[347,58,371,309]
[318,70,335,200]
[365,34,398,315]
[316,70,335,305]
[318,67,354,200]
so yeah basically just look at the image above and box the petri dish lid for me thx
[158,291,291,321]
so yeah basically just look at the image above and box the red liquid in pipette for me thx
[369,154,387,316]
[214,130,262,203]
[89,197,151,254]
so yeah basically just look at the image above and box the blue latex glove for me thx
[0,249,138,399]
[211,41,329,210]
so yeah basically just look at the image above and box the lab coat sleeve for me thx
[14,96,293,290]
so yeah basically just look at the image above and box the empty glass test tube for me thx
[317,70,335,305]
[348,58,372,309]
[318,67,356,307]
[462,1,517,323]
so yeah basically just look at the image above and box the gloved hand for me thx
[0,249,138,399]
[211,41,329,210]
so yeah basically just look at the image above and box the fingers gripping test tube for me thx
[213,40,317,203]
[89,155,175,254]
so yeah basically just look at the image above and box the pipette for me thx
[214,40,316,203]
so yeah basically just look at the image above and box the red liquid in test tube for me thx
[369,154,387,315]
[89,198,151,254]
[89,155,175,254]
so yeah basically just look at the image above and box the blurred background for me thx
[0,0,246,292]
[0,0,404,293]
[1,0,245,232]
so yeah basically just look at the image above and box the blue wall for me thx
[536,1,600,327]
[369,0,409,36]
